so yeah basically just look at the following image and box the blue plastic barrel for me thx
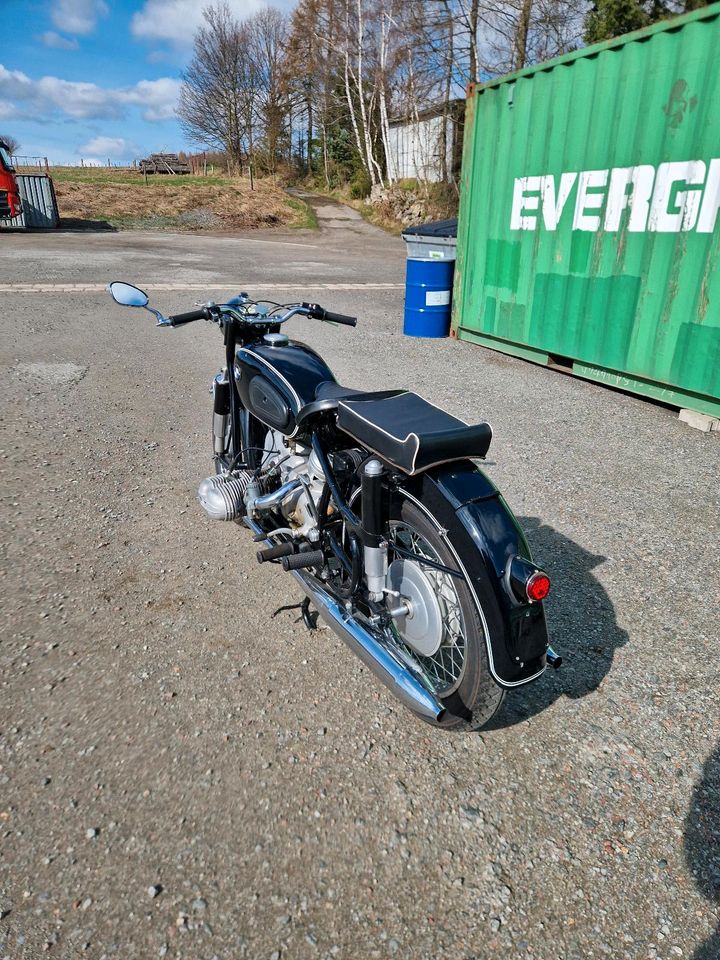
[403,257,455,338]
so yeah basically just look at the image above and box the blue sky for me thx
[0,0,290,164]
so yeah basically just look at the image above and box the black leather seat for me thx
[296,381,395,428]
[336,391,492,475]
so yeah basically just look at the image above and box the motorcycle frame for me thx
[221,315,548,691]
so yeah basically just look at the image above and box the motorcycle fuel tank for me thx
[235,339,337,436]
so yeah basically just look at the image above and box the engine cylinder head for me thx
[198,471,254,521]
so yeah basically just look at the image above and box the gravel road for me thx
[1,209,719,960]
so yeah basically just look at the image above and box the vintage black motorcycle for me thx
[109,282,560,730]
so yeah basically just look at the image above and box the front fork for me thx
[212,369,231,456]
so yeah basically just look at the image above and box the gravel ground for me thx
[1,211,719,960]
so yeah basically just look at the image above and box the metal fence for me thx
[0,175,59,229]
[10,156,50,173]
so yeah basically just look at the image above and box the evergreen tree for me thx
[584,0,713,44]
[583,0,649,44]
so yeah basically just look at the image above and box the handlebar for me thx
[304,303,357,327]
[168,307,210,326]
[323,311,357,327]
[148,295,358,330]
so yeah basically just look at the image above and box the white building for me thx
[386,101,465,183]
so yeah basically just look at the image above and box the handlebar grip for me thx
[168,307,208,326]
[323,310,357,327]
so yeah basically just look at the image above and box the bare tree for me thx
[178,2,252,172]
[0,134,20,154]
[247,8,290,174]
[178,0,589,191]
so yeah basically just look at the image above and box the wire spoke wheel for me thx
[383,494,504,730]
[388,521,467,696]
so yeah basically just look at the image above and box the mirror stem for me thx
[144,305,171,327]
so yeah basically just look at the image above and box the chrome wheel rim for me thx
[387,521,467,696]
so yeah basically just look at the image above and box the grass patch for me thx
[352,203,405,235]
[286,196,319,230]
[46,167,313,232]
[48,167,228,189]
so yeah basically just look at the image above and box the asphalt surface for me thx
[1,203,719,960]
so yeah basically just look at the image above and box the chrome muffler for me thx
[245,518,444,722]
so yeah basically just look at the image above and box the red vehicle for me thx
[0,140,21,220]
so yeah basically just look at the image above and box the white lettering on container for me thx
[697,158,720,233]
[572,170,609,231]
[648,161,706,232]
[510,176,542,230]
[509,158,720,234]
[604,166,655,232]
[541,172,577,230]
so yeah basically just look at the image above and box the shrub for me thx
[349,169,371,199]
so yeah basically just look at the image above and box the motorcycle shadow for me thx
[685,744,720,959]
[485,516,629,729]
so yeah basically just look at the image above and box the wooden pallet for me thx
[138,154,191,175]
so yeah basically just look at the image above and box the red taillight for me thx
[526,572,551,602]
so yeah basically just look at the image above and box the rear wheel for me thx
[387,497,504,731]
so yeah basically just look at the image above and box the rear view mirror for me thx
[109,281,149,308]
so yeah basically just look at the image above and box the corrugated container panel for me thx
[452,4,720,418]
[0,175,59,229]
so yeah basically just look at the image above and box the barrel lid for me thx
[402,218,458,239]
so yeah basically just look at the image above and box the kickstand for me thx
[271,596,318,631]
[301,597,319,631]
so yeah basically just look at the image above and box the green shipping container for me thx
[452,4,720,418]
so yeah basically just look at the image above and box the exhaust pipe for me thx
[251,477,303,514]
[245,518,444,722]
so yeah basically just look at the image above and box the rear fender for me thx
[401,459,549,688]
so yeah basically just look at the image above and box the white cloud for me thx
[127,78,181,121]
[131,0,267,45]
[51,0,109,35]
[38,31,80,50]
[0,98,23,120]
[0,65,181,123]
[78,136,139,159]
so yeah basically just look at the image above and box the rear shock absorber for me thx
[212,369,231,455]
[361,459,387,602]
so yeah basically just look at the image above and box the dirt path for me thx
[289,189,382,237]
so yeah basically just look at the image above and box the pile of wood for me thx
[138,153,191,175]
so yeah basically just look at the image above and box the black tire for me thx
[389,496,504,731]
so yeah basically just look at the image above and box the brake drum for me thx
[386,559,444,657]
